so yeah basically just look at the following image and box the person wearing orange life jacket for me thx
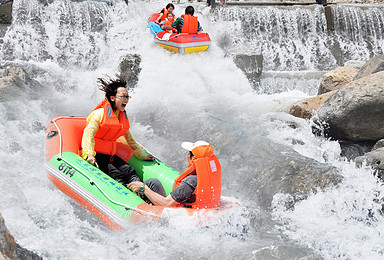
[160,12,177,33]
[128,141,221,208]
[81,77,165,194]
[163,5,202,34]
[155,3,175,24]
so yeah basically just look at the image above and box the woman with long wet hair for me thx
[81,76,154,187]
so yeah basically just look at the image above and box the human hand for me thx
[87,154,96,165]
[127,181,143,193]
[146,154,155,161]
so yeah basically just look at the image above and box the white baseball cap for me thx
[181,140,210,151]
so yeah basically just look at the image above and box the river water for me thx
[1,0,384,259]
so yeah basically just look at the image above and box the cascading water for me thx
[211,4,384,71]
[1,0,384,259]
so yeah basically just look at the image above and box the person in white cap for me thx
[128,140,221,208]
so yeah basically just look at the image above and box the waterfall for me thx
[211,4,384,70]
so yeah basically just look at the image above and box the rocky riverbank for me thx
[289,55,384,179]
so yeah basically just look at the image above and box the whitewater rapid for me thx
[1,0,384,259]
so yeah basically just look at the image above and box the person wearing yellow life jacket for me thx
[128,141,221,209]
[163,6,202,34]
[155,3,175,24]
[81,77,164,190]
[160,12,177,33]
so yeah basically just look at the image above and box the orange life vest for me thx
[92,99,130,156]
[174,144,222,209]
[164,18,176,33]
[160,8,174,23]
[181,14,198,34]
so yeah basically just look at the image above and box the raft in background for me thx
[147,13,211,54]
[45,116,238,231]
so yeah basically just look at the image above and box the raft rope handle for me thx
[51,117,64,159]
[50,117,160,218]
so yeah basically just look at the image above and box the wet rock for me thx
[355,147,384,181]
[233,54,263,89]
[118,54,142,88]
[317,66,358,95]
[0,0,12,24]
[354,55,384,81]
[316,71,384,141]
[284,163,342,207]
[288,163,342,203]
[3,61,49,79]
[0,213,42,260]
[0,64,43,101]
[289,90,336,119]
[355,139,384,180]
[340,141,374,161]
[373,139,384,151]
[249,147,343,210]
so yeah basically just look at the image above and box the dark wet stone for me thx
[118,54,142,88]
[0,212,42,260]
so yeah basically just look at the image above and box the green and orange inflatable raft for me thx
[45,116,238,231]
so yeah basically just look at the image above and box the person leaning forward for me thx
[81,76,155,187]
[128,141,222,209]
[163,5,202,34]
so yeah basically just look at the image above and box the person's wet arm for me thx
[81,109,102,164]
[155,10,165,23]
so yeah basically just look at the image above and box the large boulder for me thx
[317,66,358,95]
[289,90,336,119]
[258,154,343,210]
[316,71,384,141]
[0,213,42,260]
[354,55,384,81]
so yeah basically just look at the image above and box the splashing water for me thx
[1,0,384,259]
